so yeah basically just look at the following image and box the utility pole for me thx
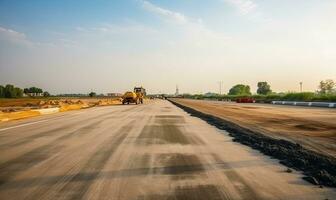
[299,82,303,93]
[218,81,223,95]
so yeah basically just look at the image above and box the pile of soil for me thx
[97,99,121,106]
[169,100,336,188]
[37,100,89,109]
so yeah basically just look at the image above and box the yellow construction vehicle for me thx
[122,87,146,105]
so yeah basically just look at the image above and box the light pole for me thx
[218,81,223,95]
[299,82,303,93]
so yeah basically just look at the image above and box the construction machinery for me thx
[122,87,146,105]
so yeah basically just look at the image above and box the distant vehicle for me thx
[122,87,146,105]
[236,97,255,103]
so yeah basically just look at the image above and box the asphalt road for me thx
[0,100,335,200]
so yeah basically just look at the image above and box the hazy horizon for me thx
[1,0,335,95]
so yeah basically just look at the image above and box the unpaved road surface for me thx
[0,100,335,199]
[172,99,336,158]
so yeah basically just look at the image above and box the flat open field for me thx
[171,99,336,158]
[0,100,335,199]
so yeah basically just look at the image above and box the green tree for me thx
[4,84,16,98]
[0,85,4,98]
[43,91,50,97]
[14,87,23,98]
[319,79,335,94]
[26,87,43,96]
[228,84,251,95]
[37,88,43,94]
[89,92,96,97]
[257,82,272,95]
[31,87,39,95]
[23,88,30,95]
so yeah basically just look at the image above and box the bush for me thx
[281,92,315,101]
[312,94,336,102]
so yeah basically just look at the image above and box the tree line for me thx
[183,79,336,102]
[227,79,335,95]
[228,81,272,95]
[0,84,50,98]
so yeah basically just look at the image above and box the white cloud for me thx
[0,26,82,49]
[0,26,32,45]
[139,1,230,49]
[141,0,188,24]
[223,0,271,23]
[76,22,158,35]
[96,23,158,34]
[75,26,87,32]
[224,0,257,15]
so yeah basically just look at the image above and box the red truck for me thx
[236,97,256,103]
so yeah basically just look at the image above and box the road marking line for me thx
[0,109,88,132]
[0,119,51,132]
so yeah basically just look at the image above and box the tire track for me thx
[0,119,105,186]
[211,154,260,200]
[0,110,122,149]
[51,121,135,200]
[0,105,143,187]
[0,104,140,194]
[23,105,146,199]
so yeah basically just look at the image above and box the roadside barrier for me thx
[272,101,335,108]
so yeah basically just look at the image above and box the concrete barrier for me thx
[272,101,336,108]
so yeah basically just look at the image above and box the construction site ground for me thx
[0,100,335,199]
[171,99,336,158]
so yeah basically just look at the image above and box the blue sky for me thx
[0,0,335,94]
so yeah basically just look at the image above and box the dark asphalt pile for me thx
[169,100,336,188]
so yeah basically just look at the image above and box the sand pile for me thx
[96,99,121,106]
[58,100,90,111]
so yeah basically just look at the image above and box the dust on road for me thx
[0,100,335,199]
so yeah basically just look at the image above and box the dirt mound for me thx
[95,99,121,106]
